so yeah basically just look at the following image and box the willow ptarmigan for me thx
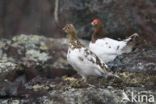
[89,19,139,63]
[63,24,119,82]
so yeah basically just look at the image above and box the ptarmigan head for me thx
[91,19,105,42]
[63,24,80,45]
[91,19,100,27]
[63,24,77,37]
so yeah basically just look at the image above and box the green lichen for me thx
[0,62,17,81]
[40,42,48,50]
[26,50,51,63]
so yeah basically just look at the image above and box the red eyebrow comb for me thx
[92,19,100,23]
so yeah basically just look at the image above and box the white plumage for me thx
[89,33,139,63]
[63,24,116,82]
[67,44,110,81]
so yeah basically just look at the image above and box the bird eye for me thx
[91,22,97,26]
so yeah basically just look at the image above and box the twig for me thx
[54,0,59,23]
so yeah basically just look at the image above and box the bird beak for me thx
[91,22,94,26]
[63,27,67,33]
[62,27,65,31]
[91,22,96,26]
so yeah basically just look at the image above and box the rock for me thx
[0,75,26,97]
[25,49,51,63]
[47,88,156,104]
[0,34,89,80]
[0,34,155,104]
[0,0,155,44]
[0,100,18,104]
[0,87,155,104]
[0,62,18,81]
[107,47,156,75]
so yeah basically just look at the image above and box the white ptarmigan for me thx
[89,19,139,63]
[63,24,118,82]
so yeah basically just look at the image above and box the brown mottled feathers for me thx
[63,24,83,49]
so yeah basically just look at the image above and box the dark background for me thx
[0,0,155,44]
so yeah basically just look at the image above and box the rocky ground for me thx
[0,34,155,104]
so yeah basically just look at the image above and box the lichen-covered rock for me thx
[108,47,156,75]
[0,87,155,104]
[12,34,49,50]
[0,39,12,61]
[59,0,155,42]
[0,34,89,80]
[47,88,156,104]
[0,62,17,81]
[0,34,72,80]
[25,49,51,63]
[0,34,155,104]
